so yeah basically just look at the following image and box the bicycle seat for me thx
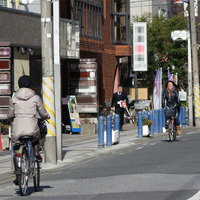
[19,136,33,143]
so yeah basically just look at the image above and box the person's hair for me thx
[166,80,177,88]
[18,75,33,89]
[118,84,122,87]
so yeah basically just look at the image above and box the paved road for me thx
[0,128,200,200]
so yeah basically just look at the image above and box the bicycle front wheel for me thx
[18,147,29,196]
[33,161,40,191]
[173,129,177,141]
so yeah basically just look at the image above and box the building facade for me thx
[60,0,132,115]
[0,0,132,122]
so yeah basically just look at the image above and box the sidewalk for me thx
[0,123,181,182]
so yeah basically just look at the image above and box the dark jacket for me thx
[162,87,181,108]
[111,92,128,109]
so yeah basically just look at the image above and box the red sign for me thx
[0,47,10,58]
[173,0,183,3]
[0,96,10,107]
[0,60,10,70]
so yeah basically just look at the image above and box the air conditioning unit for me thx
[21,0,28,4]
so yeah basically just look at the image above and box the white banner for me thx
[133,22,148,71]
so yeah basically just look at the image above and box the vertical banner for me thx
[133,22,147,71]
[15,0,20,9]
[168,68,172,81]
[67,96,81,133]
[113,66,119,94]
[153,69,162,110]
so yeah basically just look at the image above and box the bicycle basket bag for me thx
[165,108,176,118]
[38,119,47,138]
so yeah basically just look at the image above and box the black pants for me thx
[115,108,125,129]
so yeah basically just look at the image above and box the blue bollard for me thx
[179,107,182,126]
[98,116,104,148]
[114,114,120,144]
[149,110,154,136]
[138,111,143,138]
[143,111,148,119]
[158,109,163,133]
[181,106,186,128]
[106,115,112,146]
[154,110,159,134]
[162,108,165,128]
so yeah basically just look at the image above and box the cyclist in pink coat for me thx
[8,75,50,185]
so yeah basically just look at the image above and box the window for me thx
[73,0,102,40]
[111,0,130,44]
[0,0,7,7]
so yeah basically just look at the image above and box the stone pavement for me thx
[0,123,185,183]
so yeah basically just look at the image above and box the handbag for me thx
[38,119,47,139]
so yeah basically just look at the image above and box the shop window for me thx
[111,0,130,44]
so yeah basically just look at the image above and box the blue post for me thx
[158,109,163,133]
[179,107,182,126]
[162,108,165,128]
[154,110,159,134]
[149,110,154,136]
[181,106,186,128]
[138,111,143,138]
[114,114,120,144]
[143,111,148,119]
[98,116,104,148]
[106,115,112,146]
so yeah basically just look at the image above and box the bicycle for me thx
[165,105,177,142]
[15,136,40,195]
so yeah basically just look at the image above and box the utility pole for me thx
[53,0,62,161]
[187,7,193,126]
[187,31,193,126]
[189,0,200,127]
[41,0,57,164]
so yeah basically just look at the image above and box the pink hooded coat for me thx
[8,88,50,145]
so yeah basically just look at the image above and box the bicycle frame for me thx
[17,140,35,171]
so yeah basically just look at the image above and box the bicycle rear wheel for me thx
[168,119,174,142]
[33,161,40,191]
[18,147,29,196]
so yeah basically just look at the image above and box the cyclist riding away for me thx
[8,75,50,185]
[162,80,181,135]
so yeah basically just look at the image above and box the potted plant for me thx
[136,118,154,137]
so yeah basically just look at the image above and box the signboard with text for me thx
[133,22,147,71]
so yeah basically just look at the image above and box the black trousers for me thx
[115,108,125,128]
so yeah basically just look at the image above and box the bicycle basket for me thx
[165,108,176,118]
